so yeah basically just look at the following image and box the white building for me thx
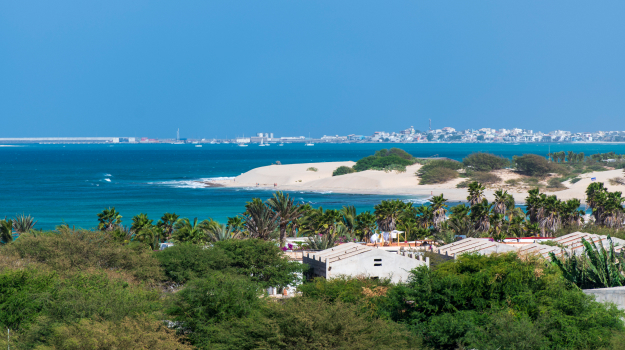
[303,243,429,283]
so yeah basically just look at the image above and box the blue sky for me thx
[1,1,624,138]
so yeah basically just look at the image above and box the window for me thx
[374,259,382,266]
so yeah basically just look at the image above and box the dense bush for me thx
[332,165,356,176]
[6,230,163,282]
[156,239,305,288]
[417,159,462,184]
[155,243,231,284]
[169,275,415,350]
[463,152,510,171]
[353,148,415,172]
[36,316,192,350]
[470,171,502,184]
[381,253,624,349]
[514,154,555,177]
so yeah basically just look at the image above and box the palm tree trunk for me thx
[280,223,287,247]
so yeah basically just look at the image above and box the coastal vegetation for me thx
[332,148,416,175]
[4,181,625,348]
[417,159,462,184]
[329,148,625,191]
[332,165,356,176]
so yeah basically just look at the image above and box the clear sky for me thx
[1,1,624,139]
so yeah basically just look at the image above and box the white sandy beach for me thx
[212,162,625,204]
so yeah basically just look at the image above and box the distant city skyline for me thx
[1,1,624,138]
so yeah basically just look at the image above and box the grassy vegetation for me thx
[306,167,318,172]
[332,165,356,176]
[417,159,462,184]
[468,171,502,184]
[352,148,415,172]
[462,152,510,171]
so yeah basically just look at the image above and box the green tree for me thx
[462,152,510,171]
[267,192,303,247]
[173,217,209,244]
[0,218,13,244]
[243,198,279,240]
[97,207,122,231]
[467,181,485,206]
[157,212,179,241]
[374,199,408,231]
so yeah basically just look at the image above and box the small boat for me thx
[305,142,314,146]
[278,143,284,146]
[259,139,270,147]
[238,143,248,147]
[195,145,202,148]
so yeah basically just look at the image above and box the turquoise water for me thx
[2,143,623,230]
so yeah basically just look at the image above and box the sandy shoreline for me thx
[211,161,625,204]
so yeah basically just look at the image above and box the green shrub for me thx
[456,180,472,188]
[462,152,510,171]
[332,166,356,176]
[383,253,625,349]
[156,240,304,288]
[353,148,415,172]
[570,177,581,184]
[505,178,520,186]
[155,243,231,284]
[417,159,462,184]
[418,167,458,184]
[38,316,192,350]
[514,154,555,177]
[306,167,318,172]
[547,177,567,189]
[298,276,392,304]
[470,171,502,184]
[5,230,164,282]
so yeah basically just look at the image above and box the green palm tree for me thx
[173,217,209,244]
[430,194,448,229]
[157,212,179,240]
[130,213,153,233]
[470,199,491,232]
[355,211,376,241]
[267,191,303,247]
[97,207,122,231]
[339,205,358,235]
[243,198,279,240]
[135,226,161,250]
[0,219,13,244]
[467,182,485,206]
[415,205,434,229]
[209,223,241,242]
[447,216,478,238]
[493,190,514,218]
[12,214,37,235]
[227,216,246,237]
[374,199,407,231]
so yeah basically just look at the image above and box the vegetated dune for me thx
[218,162,625,204]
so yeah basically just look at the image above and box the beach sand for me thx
[214,162,625,204]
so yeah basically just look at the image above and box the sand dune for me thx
[215,162,625,204]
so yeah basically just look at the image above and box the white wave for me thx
[150,177,234,189]
[104,178,111,182]
[104,173,112,177]
[404,198,430,205]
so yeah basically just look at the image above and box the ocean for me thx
[2,142,624,230]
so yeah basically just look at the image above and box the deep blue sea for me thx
[2,142,624,230]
